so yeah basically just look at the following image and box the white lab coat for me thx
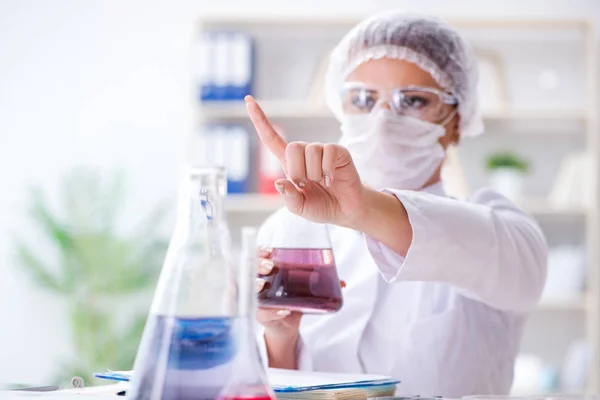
[256,182,547,397]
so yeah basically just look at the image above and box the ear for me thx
[439,113,461,149]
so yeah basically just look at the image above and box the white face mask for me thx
[338,109,446,190]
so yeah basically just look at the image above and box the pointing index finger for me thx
[245,95,287,164]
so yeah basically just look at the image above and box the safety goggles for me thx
[340,82,459,125]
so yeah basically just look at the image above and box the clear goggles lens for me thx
[341,83,458,124]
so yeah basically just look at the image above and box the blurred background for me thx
[1,0,599,395]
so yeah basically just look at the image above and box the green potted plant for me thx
[485,151,530,201]
[13,167,169,386]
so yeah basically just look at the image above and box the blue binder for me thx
[198,30,254,102]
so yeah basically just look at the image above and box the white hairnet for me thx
[325,11,484,137]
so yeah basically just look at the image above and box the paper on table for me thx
[94,368,397,391]
[267,368,392,388]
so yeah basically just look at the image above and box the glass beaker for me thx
[217,227,277,400]
[257,209,343,314]
[129,166,237,400]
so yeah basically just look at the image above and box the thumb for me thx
[275,179,304,215]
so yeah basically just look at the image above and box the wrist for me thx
[264,329,299,369]
[343,186,388,231]
[264,328,299,347]
[344,186,413,257]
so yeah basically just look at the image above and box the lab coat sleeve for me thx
[255,209,314,370]
[364,188,548,313]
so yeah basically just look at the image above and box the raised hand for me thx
[245,96,366,227]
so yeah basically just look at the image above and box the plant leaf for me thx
[29,187,73,252]
[14,239,63,292]
[16,166,169,383]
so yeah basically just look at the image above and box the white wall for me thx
[0,0,599,385]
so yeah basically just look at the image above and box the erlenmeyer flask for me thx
[217,227,276,400]
[129,166,237,400]
[258,209,343,314]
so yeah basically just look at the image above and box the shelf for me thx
[225,194,587,218]
[537,297,588,311]
[226,195,589,314]
[517,197,588,218]
[483,108,588,121]
[199,15,592,30]
[200,101,333,120]
[226,193,282,213]
[199,101,588,123]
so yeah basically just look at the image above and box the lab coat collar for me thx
[381,181,446,197]
[420,180,446,197]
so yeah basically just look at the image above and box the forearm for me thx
[264,331,299,370]
[352,187,548,311]
[346,187,413,257]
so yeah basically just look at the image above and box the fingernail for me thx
[297,181,306,188]
[260,245,273,254]
[255,278,265,291]
[276,309,291,317]
[274,182,284,194]
[324,175,331,188]
[260,259,274,273]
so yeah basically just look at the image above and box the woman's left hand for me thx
[245,96,367,227]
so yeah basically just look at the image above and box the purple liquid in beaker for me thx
[258,248,343,314]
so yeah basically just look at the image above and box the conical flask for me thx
[257,209,343,314]
[129,166,237,400]
[217,227,277,400]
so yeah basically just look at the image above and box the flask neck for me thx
[187,190,224,227]
[239,262,257,320]
[237,228,268,370]
[233,272,269,377]
[181,166,227,231]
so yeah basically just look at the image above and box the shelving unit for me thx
[224,193,588,217]
[225,193,282,213]
[196,15,599,393]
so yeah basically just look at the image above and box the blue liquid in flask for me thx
[130,315,238,400]
[129,167,239,400]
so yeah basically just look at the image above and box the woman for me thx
[247,11,547,397]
